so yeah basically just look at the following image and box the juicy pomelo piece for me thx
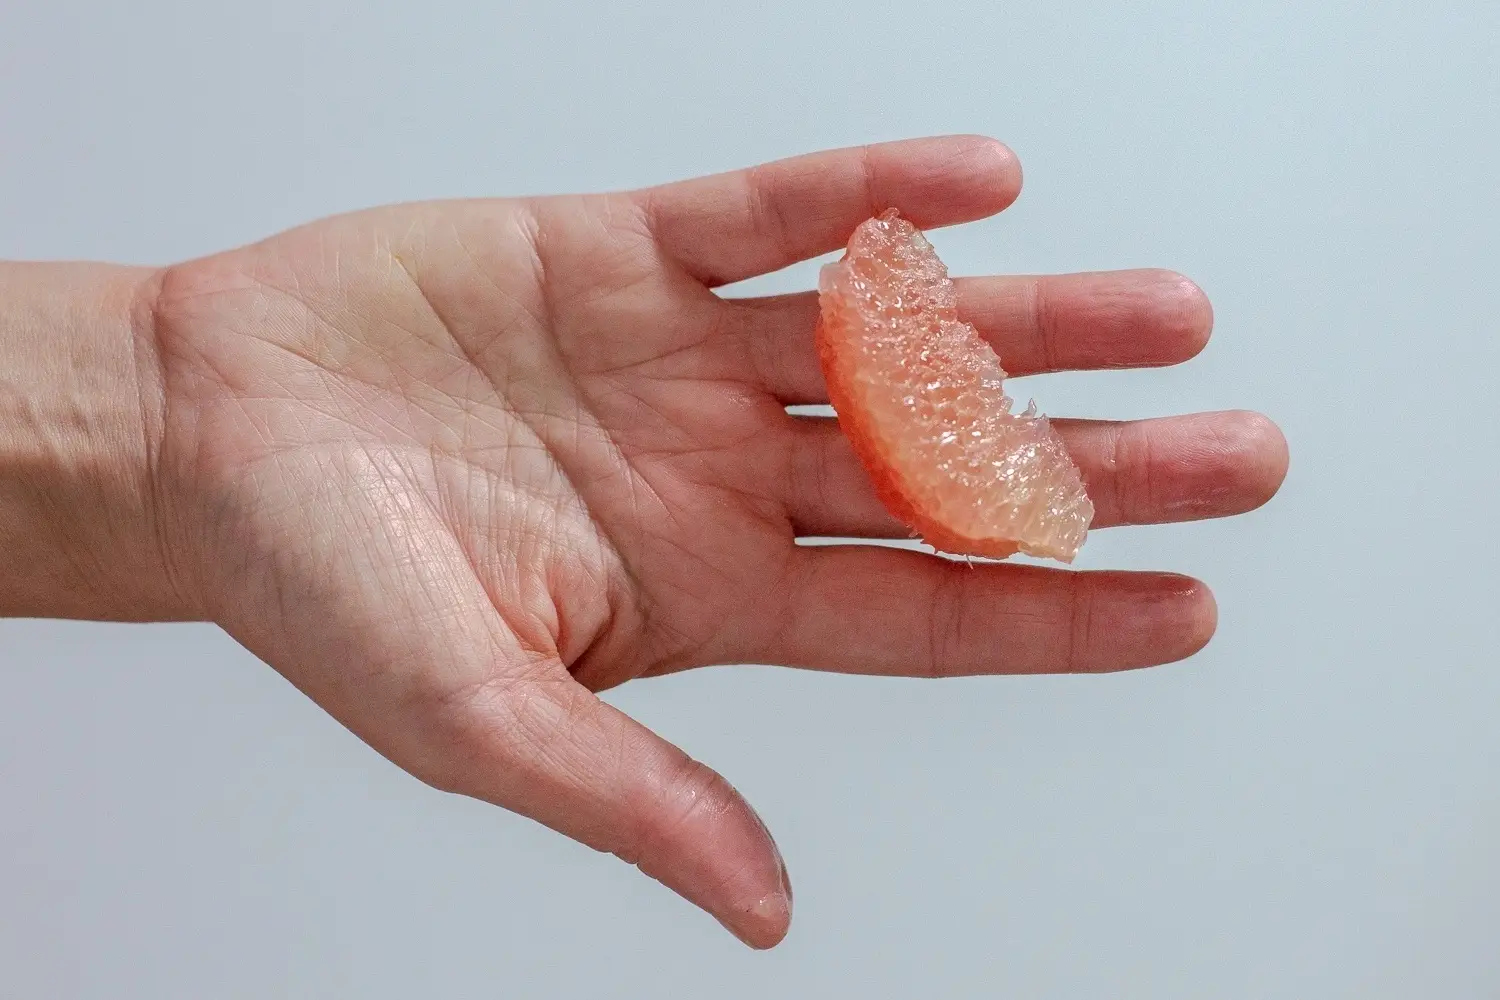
[815,209,1094,562]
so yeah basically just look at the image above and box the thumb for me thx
[436,671,793,949]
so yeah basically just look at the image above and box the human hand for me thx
[136,136,1286,946]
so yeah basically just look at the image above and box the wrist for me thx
[0,262,194,621]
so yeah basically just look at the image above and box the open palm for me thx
[145,136,1287,947]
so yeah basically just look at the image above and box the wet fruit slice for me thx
[816,209,1093,562]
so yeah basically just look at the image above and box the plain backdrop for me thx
[2,2,1498,997]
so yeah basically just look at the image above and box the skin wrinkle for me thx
[731,297,811,404]
[429,654,562,743]
[551,232,669,325]
[208,398,537,704]
[629,755,735,877]
[511,224,674,658]
[1028,271,1060,374]
[1111,421,1157,527]
[385,247,524,406]
[129,268,199,616]
[241,452,448,701]
[424,672,568,800]
[925,567,969,680]
[787,422,842,537]
[422,438,575,664]
[1091,421,1128,527]
[591,376,765,464]
[177,275,429,429]
[855,144,882,225]
[1067,571,1096,674]
[1195,414,1254,506]
[437,494,560,664]
[581,317,728,383]
[248,275,359,369]
[164,263,576,706]
[237,386,399,455]
[739,164,802,286]
[551,547,622,683]
[385,217,638,677]
[495,681,592,786]
[432,245,545,367]
[625,567,745,677]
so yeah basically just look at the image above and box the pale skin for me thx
[0,136,1287,948]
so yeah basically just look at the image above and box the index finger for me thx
[637,135,1022,287]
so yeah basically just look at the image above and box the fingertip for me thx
[955,134,1023,215]
[1145,270,1214,362]
[1001,140,1024,196]
[1176,575,1219,662]
[962,134,1023,213]
[896,134,1023,228]
[1133,573,1217,668]
[1087,571,1217,672]
[1219,410,1290,513]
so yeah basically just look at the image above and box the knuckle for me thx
[742,165,797,261]
[923,566,971,678]
[1111,421,1158,525]
[1066,571,1098,673]
[1029,277,1061,371]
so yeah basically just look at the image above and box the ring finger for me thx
[782,409,1289,537]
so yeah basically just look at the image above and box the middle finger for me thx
[732,268,1215,405]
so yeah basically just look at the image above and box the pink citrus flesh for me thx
[815,209,1094,562]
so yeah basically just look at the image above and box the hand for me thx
[137,136,1286,947]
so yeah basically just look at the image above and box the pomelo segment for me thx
[815,209,1093,562]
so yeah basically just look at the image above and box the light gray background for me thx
[2,1,1497,997]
